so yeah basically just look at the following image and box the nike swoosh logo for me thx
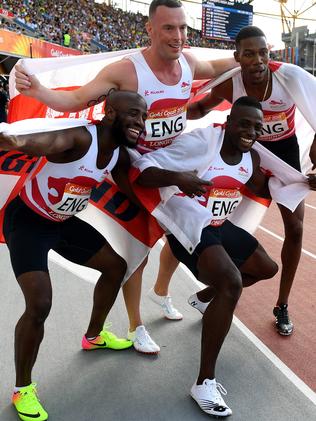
[91,341,107,347]
[18,411,41,418]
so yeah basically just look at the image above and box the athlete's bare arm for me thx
[247,150,316,194]
[137,167,211,197]
[307,173,316,190]
[0,126,89,158]
[309,135,316,170]
[246,150,271,198]
[15,59,137,112]
[111,147,144,208]
[184,52,237,80]
[187,79,233,120]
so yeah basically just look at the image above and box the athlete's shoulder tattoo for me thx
[87,94,107,108]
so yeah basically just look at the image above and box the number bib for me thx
[260,112,290,141]
[140,104,187,150]
[50,182,92,217]
[207,188,242,226]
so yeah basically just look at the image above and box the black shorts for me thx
[3,196,106,278]
[258,134,301,172]
[167,220,258,279]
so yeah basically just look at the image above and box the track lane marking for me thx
[49,239,316,405]
[258,225,316,259]
[305,203,316,210]
[157,240,316,405]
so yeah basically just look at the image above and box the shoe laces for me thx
[18,383,41,408]
[163,296,177,313]
[136,327,154,344]
[204,379,228,402]
[103,321,112,330]
[215,382,228,396]
[100,322,117,340]
[276,305,291,325]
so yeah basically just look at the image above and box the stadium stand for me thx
[1,0,235,53]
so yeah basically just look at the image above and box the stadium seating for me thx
[1,0,235,53]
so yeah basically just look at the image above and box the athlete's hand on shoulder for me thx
[175,171,212,197]
[15,64,41,96]
[307,173,316,191]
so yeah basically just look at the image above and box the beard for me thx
[111,116,138,148]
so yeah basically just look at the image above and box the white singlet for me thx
[20,125,119,222]
[128,51,193,154]
[232,66,296,142]
[198,150,253,226]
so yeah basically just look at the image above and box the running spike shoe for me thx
[273,304,294,336]
[82,323,133,350]
[191,378,232,417]
[148,288,183,320]
[12,383,48,421]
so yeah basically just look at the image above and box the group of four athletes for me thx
[3,0,316,419]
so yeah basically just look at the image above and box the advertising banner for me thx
[0,8,14,19]
[0,29,82,58]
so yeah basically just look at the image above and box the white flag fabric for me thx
[1,49,314,279]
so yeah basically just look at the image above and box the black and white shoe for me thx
[190,378,232,417]
[273,304,294,336]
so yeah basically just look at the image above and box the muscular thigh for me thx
[3,197,59,278]
[221,220,258,267]
[54,216,106,266]
[197,244,240,287]
[167,225,224,279]
[167,224,241,284]
[239,243,274,277]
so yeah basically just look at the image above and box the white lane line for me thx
[306,203,316,210]
[175,256,316,406]
[258,225,316,260]
[258,225,284,241]
[233,317,316,405]
[50,239,316,405]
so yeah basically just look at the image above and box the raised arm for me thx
[184,52,238,80]
[0,126,85,157]
[15,59,135,112]
[187,80,232,120]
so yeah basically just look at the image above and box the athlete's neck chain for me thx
[261,69,270,102]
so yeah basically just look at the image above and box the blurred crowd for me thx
[1,0,234,52]
[1,16,26,33]
[188,29,235,50]
[0,78,9,123]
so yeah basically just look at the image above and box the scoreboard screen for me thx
[202,1,253,41]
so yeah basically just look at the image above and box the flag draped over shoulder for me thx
[1,49,315,277]
[186,61,316,173]
[131,124,310,252]
[185,61,315,233]
[1,47,232,279]
[0,116,164,280]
